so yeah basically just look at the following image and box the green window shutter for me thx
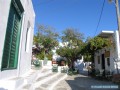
[1,0,24,70]
[2,5,15,69]
[9,14,20,68]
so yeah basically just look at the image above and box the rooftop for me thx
[98,30,114,38]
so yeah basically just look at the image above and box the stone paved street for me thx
[20,67,120,90]
[53,69,120,90]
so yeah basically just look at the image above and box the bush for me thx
[67,68,78,75]
[36,51,53,60]
[36,51,44,60]
[61,67,68,73]
[46,53,52,60]
[33,60,41,67]
[52,64,58,72]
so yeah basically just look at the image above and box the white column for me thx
[114,31,120,59]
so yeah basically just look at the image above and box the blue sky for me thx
[32,0,119,40]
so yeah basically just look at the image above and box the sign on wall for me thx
[105,51,110,57]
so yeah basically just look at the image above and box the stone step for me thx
[23,70,39,85]
[17,69,41,90]
[36,73,55,82]
[21,84,31,90]
[41,68,51,73]
[19,69,51,90]
[20,72,54,90]
[0,77,24,90]
[35,73,67,90]
[36,69,52,79]
[47,73,66,85]
[34,72,59,88]
[18,67,67,90]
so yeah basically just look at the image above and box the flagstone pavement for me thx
[53,69,120,90]
[20,67,120,90]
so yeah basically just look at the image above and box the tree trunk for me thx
[71,59,75,70]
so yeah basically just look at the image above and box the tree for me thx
[81,36,113,62]
[56,28,84,69]
[61,28,84,46]
[33,24,59,60]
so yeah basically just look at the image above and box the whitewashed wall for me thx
[0,0,35,79]
[0,1,11,68]
[0,0,16,79]
[94,31,120,73]
[94,54,101,70]
[18,0,35,76]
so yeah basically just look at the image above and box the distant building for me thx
[94,30,120,74]
[52,42,69,61]
[0,0,35,79]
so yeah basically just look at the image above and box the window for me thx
[98,56,100,64]
[107,58,110,66]
[1,0,24,70]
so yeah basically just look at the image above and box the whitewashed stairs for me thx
[20,69,67,90]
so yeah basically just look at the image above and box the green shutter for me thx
[9,14,20,68]
[1,0,23,70]
[2,5,15,69]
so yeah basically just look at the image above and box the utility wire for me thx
[94,0,105,36]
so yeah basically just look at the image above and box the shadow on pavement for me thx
[78,69,88,76]
[66,75,120,90]
[0,88,8,90]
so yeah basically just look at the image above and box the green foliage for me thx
[88,37,111,51]
[83,53,92,62]
[33,60,41,67]
[57,28,84,68]
[86,36,112,52]
[62,28,84,47]
[57,47,82,65]
[36,50,53,60]
[36,51,44,60]
[46,52,52,60]
[34,24,59,51]
[67,68,78,75]
[52,65,58,72]
[61,67,68,73]
[33,24,59,60]
[62,28,84,42]
[81,36,113,62]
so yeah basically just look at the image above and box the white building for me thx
[94,30,120,74]
[52,42,69,61]
[0,0,35,79]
